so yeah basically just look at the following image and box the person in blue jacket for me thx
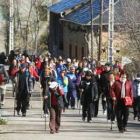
[67,66,77,109]
[57,70,68,111]
[56,59,67,77]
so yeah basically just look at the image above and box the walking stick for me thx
[45,99,47,131]
[14,76,18,116]
[79,90,82,115]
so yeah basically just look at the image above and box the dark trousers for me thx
[94,95,100,116]
[16,91,29,113]
[133,97,140,118]
[43,99,48,114]
[82,101,93,121]
[116,99,129,131]
[106,98,115,121]
[49,105,62,131]
[102,94,107,111]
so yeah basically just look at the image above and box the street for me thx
[0,83,140,140]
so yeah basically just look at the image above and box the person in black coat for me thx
[14,63,33,116]
[80,71,98,122]
[100,63,111,114]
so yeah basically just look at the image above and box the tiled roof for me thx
[61,0,120,25]
[47,0,86,13]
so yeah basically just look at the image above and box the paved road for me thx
[0,83,140,140]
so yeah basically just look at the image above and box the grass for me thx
[0,118,7,125]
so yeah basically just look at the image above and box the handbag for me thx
[124,96,132,106]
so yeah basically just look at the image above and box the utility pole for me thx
[9,0,14,54]
[90,0,94,59]
[98,0,103,62]
[108,0,114,65]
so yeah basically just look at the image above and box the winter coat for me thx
[67,73,77,91]
[100,70,111,92]
[110,80,133,101]
[46,87,64,110]
[41,75,56,97]
[0,64,9,86]
[132,79,140,98]
[57,76,68,93]
[80,77,98,104]
[14,70,33,94]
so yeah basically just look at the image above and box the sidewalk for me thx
[0,83,140,140]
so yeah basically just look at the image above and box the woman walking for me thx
[110,70,133,133]
[48,82,64,134]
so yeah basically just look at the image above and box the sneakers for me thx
[103,110,106,115]
[107,120,111,123]
[88,120,92,123]
[0,104,4,109]
[71,107,75,109]
[111,121,115,124]
[22,113,26,117]
[44,114,49,118]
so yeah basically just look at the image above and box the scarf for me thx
[120,78,126,98]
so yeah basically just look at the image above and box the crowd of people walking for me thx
[0,50,140,134]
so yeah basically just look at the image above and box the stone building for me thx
[47,0,124,60]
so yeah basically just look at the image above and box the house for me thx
[47,0,125,60]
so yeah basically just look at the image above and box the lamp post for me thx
[9,0,14,54]
[108,0,114,65]
[90,0,94,59]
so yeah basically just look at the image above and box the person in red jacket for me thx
[28,63,39,89]
[110,70,133,133]
[35,55,42,74]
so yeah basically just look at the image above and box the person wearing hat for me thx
[80,71,98,122]
[47,82,64,134]
[132,73,140,121]
[13,63,33,116]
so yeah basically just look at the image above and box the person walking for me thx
[14,63,33,116]
[100,63,111,115]
[67,66,77,109]
[41,68,56,117]
[132,73,140,121]
[0,64,9,109]
[80,71,98,122]
[57,70,68,111]
[104,72,115,123]
[110,70,133,133]
[48,82,64,134]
